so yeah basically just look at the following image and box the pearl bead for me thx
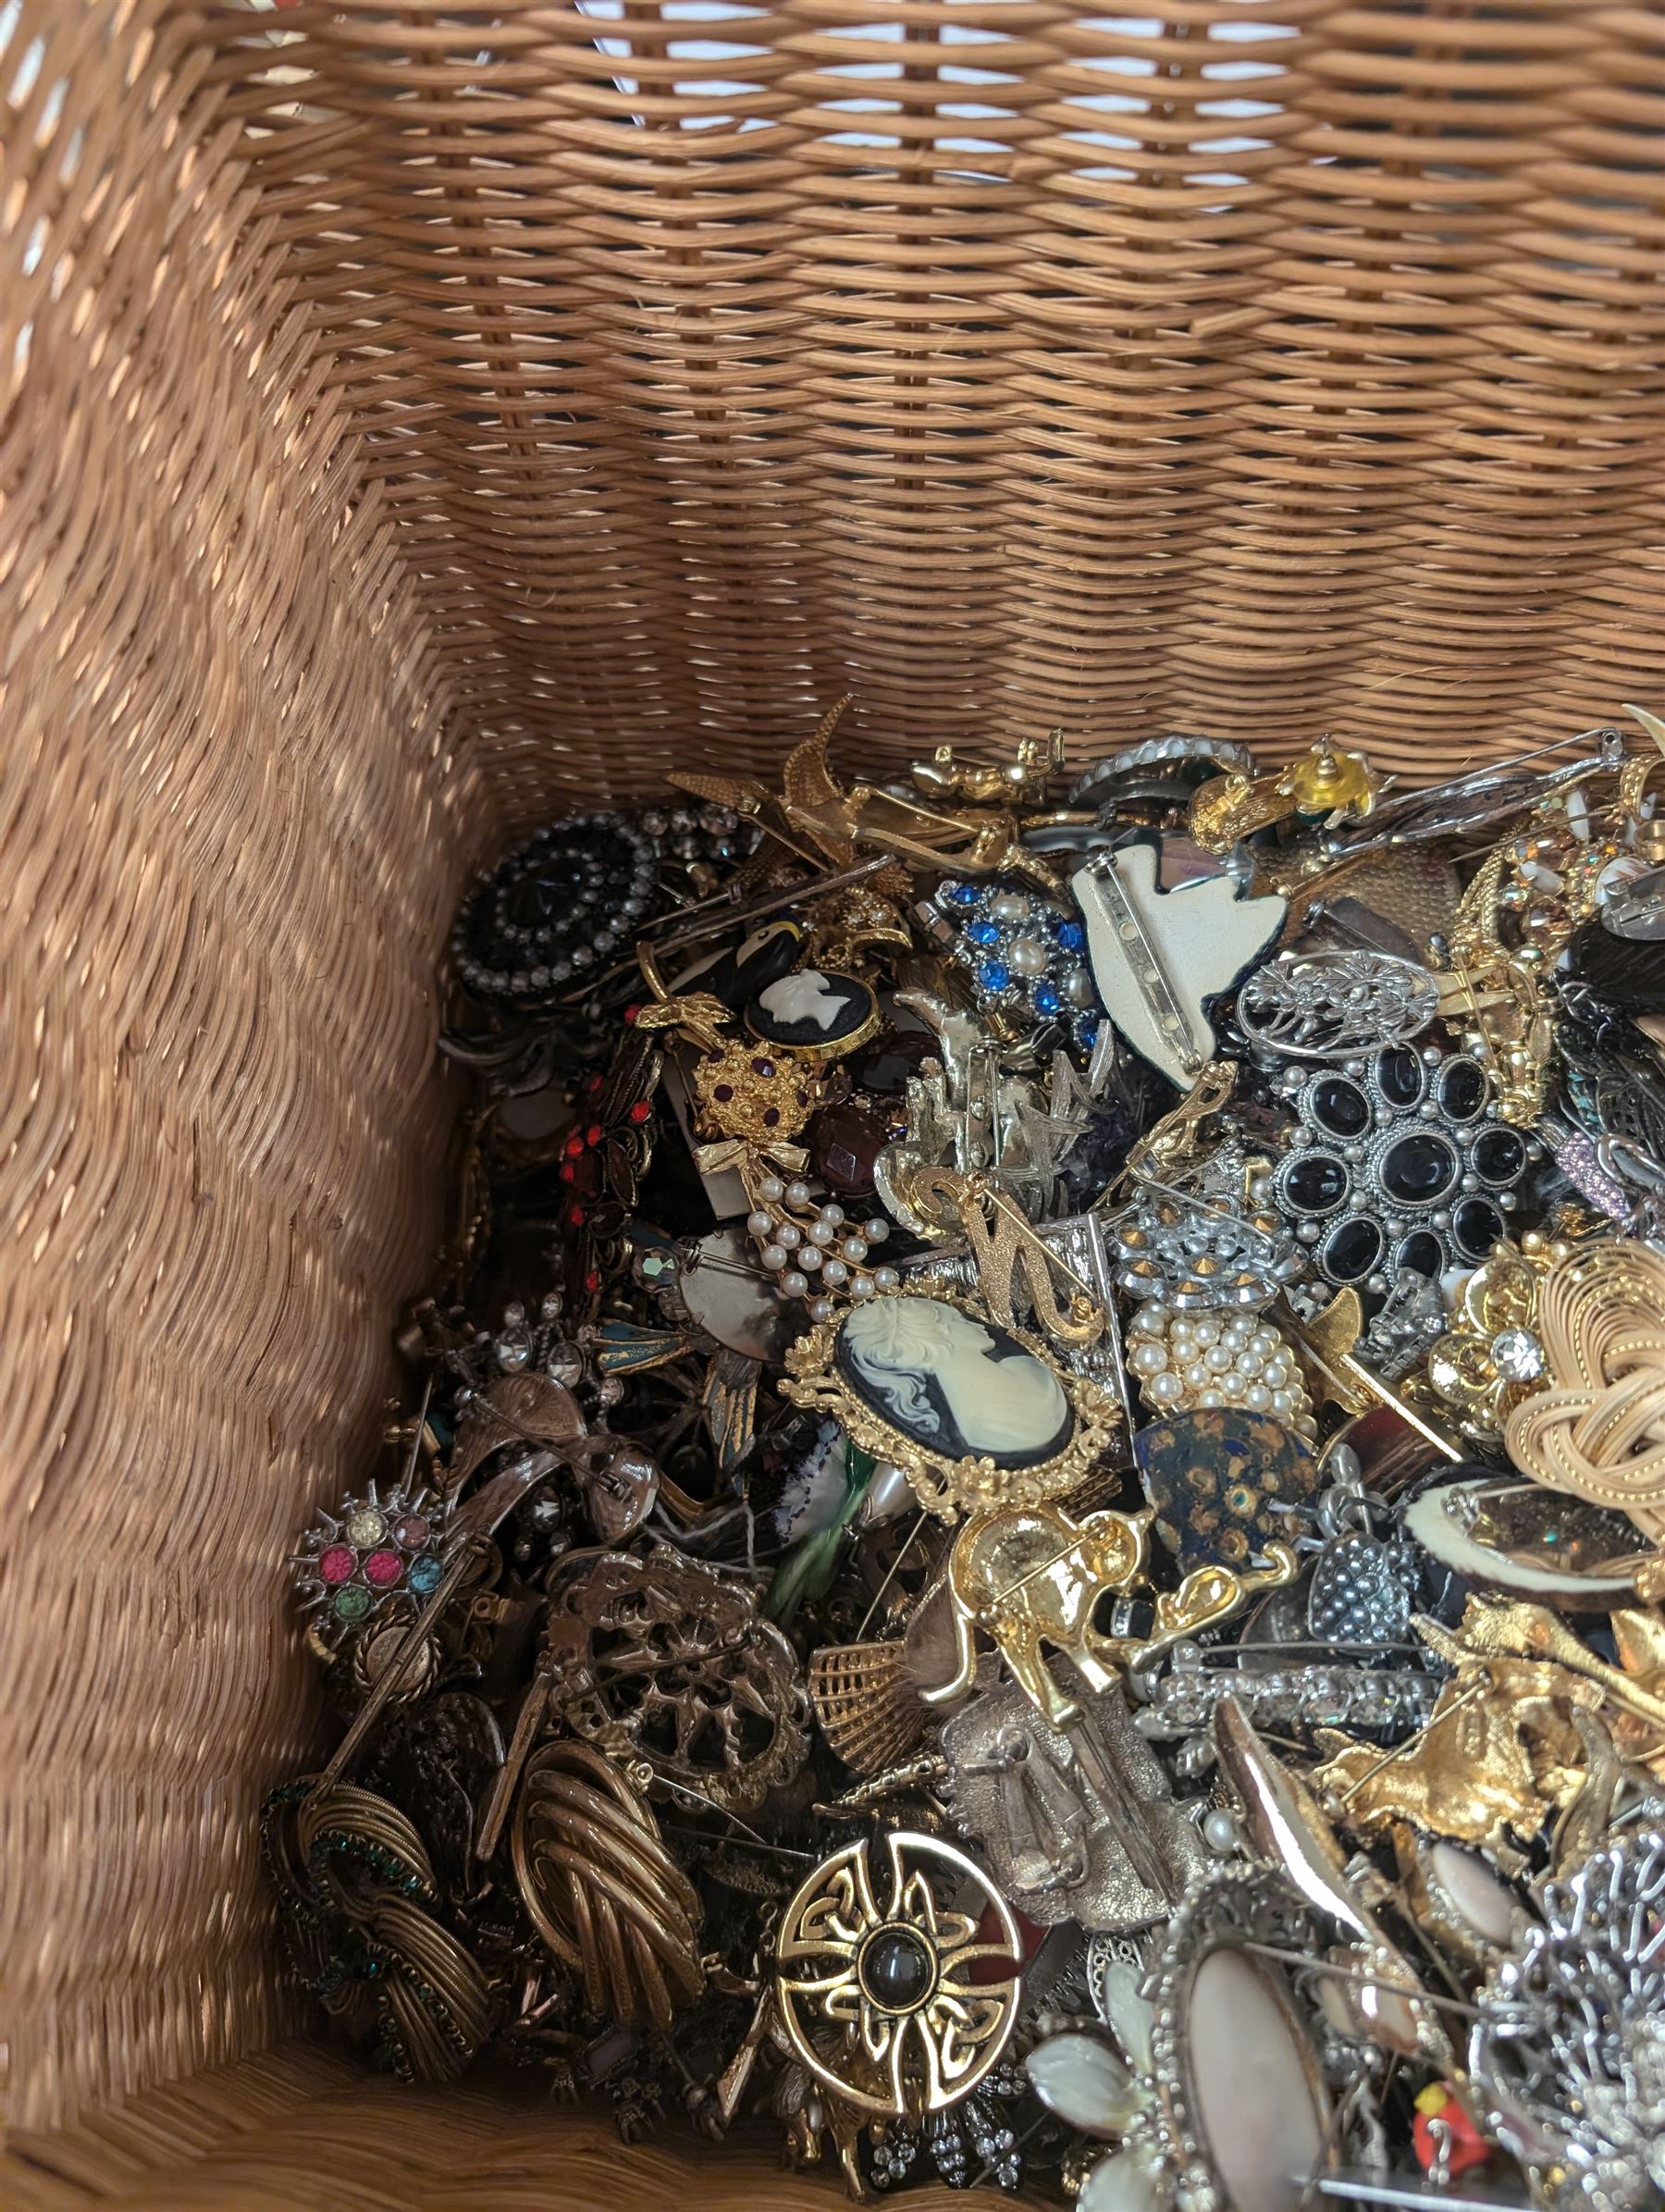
[1237,1353,1263,1380]
[1183,1363,1210,1390]
[760,1243,787,1270]
[1008,936,1046,978]
[823,1259,850,1286]
[808,1296,834,1323]
[864,1218,889,1243]
[1192,1316,1220,1347]
[798,1244,823,1270]
[1205,1344,1234,1374]
[746,1210,775,1237]
[1131,1303,1169,1336]
[1198,1387,1224,1408]
[851,1273,875,1299]
[991,893,1030,922]
[1250,1329,1276,1358]
[1202,1808,1241,1856]
[776,1222,802,1249]
[842,1237,869,1265]
[1169,1320,1194,1349]
[1271,1389,1294,1418]
[1244,1383,1272,1411]
[820,1203,845,1226]
[1063,969,1094,1007]
[809,1220,836,1245]
[786,1180,811,1207]
[1149,1371,1186,1405]
[758,1175,785,1203]
[1220,1372,1245,1399]
[781,1271,808,1297]
[1129,1341,1169,1377]
[873,1266,900,1291]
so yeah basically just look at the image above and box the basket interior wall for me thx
[4,0,1665,2159]
[206,0,1665,797]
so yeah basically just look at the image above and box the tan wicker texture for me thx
[0,2043,988,2210]
[3,0,1665,2189]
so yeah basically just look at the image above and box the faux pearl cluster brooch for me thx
[746,1175,898,1318]
[1126,1303,1319,1441]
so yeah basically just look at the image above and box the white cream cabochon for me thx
[1071,843,1286,1085]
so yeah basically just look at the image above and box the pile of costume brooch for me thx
[269,704,1665,2212]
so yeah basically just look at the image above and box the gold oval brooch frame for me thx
[782,1284,1121,1518]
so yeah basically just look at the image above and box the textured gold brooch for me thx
[1504,1239,1665,1549]
[1423,1230,1572,1440]
[773,1829,1022,2118]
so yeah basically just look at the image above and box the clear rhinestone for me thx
[1491,1326,1545,1381]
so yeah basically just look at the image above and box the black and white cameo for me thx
[745,967,878,1055]
[834,1294,1073,1468]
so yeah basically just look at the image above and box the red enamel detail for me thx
[963,1902,1044,1983]
[318,1544,356,1586]
[363,1550,404,1588]
[1413,2092,1488,2180]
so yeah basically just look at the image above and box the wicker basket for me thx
[3,0,1664,2199]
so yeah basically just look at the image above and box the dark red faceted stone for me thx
[807,1100,888,1197]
